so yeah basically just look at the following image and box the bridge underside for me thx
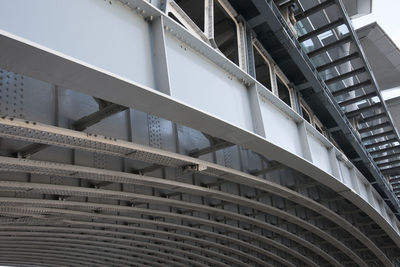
[0,71,397,266]
[0,0,399,266]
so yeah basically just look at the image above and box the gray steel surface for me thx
[0,0,398,266]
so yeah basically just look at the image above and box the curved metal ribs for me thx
[0,116,395,266]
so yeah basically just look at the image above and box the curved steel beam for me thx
[0,250,128,267]
[0,117,391,265]
[0,256,111,267]
[0,199,334,266]
[0,211,316,266]
[0,179,355,265]
[0,208,289,266]
[0,212,285,267]
[0,248,173,267]
[0,238,218,267]
[0,225,248,267]
[0,260,74,267]
[0,155,375,266]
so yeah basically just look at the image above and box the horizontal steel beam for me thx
[359,112,388,124]
[390,177,400,185]
[365,137,398,150]
[250,162,284,176]
[307,36,352,58]
[17,101,127,158]
[189,140,233,157]
[17,143,50,158]
[361,130,395,142]
[382,166,400,176]
[358,121,391,134]
[316,52,359,72]
[72,103,127,131]
[345,103,382,118]
[277,0,295,9]
[339,92,377,107]
[374,152,400,163]
[325,67,366,85]
[332,80,372,97]
[298,18,344,43]
[379,159,400,169]
[369,145,400,156]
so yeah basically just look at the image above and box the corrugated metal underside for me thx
[0,69,398,266]
[0,0,398,266]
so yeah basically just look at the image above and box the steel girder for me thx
[0,116,394,263]
[0,116,394,265]
[0,0,398,266]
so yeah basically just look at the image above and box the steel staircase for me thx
[292,0,400,194]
